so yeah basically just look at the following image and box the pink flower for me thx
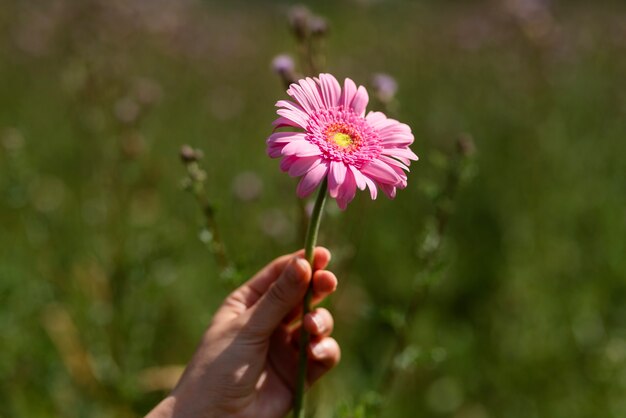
[267,73,418,210]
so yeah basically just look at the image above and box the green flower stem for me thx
[293,177,328,418]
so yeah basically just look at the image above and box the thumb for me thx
[243,257,311,338]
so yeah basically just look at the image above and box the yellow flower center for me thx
[331,132,353,148]
[323,122,363,154]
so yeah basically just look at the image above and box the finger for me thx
[235,247,330,307]
[286,311,332,351]
[290,247,332,271]
[266,326,299,388]
[281,270,338,326]
[311,270,337,305]
[215,253,292,322]
[242,257,311,338]
[309,246,332,271]
[307,337,341,385]
[268,332,340,392]
[215,247,330,321]
[303,308,334,338]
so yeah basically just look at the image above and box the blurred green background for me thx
[1,0,626,417]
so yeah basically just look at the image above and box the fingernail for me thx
[312,340,328,358]
[286,258,309,284]
[296,257,309,270]
[311,314,325,333]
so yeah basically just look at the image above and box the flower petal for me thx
[281,140,321,157]
[267,132,307,145]
[365,111,387,125]
[280,155,299,172]
[385,161,408,187]
[381,147,419,161]
[276,109,308,129]
[288,156,322,177]
[367,115,393,130]
[288,80,322,114]
[349,165,367,190]
[296,161,329,198]
[302,77,325,110]
[378,122,413,144]
[380,154,410,172]
[267,143,286,158]
[380,135,415,147]
[336,168,357,210]
[380,183,397,199]
[340,78,357,110]
[364,176,378,200]
[350,85,369,117]
[360,159,401,184]
[378,124,415,146]
[276,99,309,123]
[286,84,313,114]
[328,160,347,198]
[272,116,304,130]
[319,73,341,108]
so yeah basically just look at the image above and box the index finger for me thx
[215,247,331,321]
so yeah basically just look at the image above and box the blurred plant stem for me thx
[289,6,328,77]
[298,33,326,77]
[293,178,328,418]
[377,134,476,395]
[41,304,99,391]
[180,145,236,284]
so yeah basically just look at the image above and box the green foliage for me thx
[1,1,626,417]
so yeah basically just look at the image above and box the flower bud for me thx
[372,73,398,103]
[310,16,329,37]
[180,145,202,163]
[272,54,299,87]
[456,133,476,157]
[272,54,295,75]
[288,5,311,41]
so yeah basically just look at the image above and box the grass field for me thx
[1,1,626,417]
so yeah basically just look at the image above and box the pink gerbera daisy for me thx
[267,73,418,209]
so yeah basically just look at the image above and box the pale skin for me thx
[147,247,340,418]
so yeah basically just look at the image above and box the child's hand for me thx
[147,247,340,418]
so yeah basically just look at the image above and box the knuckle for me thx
[237,314,266,341]
[267,282,293,309]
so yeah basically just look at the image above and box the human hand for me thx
[147,247,340,418]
